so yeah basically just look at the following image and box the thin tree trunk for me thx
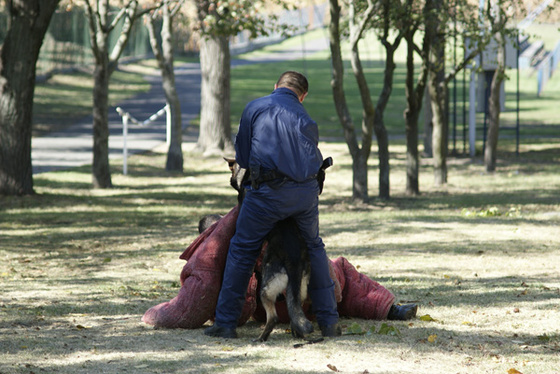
[328,0,368,203]
[430,79,449,186]
[427,0,448,186]
[0,0,59,195]
[86,0,139,188]
[92,56,112,188]
[146,2,184,172]
[373,43,397,200]
[161,56,184,171]
[197,35,233,156]
[485,19,506,172]
[423,88,433,157]
[369,0,404,200]
[404,31,420,196]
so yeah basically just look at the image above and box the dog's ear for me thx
[223,157,236,172]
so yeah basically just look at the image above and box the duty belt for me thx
[249,157,332,190]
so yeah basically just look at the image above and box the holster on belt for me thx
[317,157,333,195]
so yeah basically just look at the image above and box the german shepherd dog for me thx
[200,159,332,342]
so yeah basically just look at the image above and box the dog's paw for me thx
[291,318,314,338]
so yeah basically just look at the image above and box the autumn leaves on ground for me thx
[2,23,560,374]
[1,139,559,374]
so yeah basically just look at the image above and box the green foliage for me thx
[345,322,400,337]
[195,0,292,38]
[377,323,400,337]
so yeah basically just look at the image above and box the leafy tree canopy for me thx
[195,0,292,38]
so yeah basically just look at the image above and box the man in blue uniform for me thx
[204,71,340,339]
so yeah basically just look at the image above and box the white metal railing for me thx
[116,104,171,175]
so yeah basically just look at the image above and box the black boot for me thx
[387,304,418,321]
[320,323,342,337]
[204,324,238,339]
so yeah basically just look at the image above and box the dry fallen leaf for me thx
[508,369,523,374]
[419,314,436,322]
[327,364,339,372]
[428,334,437,343]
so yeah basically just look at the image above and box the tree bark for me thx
[369,0,404,200]
[423,88,433,157]
[0,0,60,195]
[403,28,428,196]
[426,0,448,186]
[429,76,449,186]
[328,0,370,203]
[404,20,417,196]
[373,40,398,200]
[86,0,139,188]
[92,53,112,188]
[146,1,184,172]
[484,6,506,172]
[197,35,233,156]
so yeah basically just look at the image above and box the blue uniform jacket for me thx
[235,87,323,183]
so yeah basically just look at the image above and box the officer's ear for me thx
[274,83,278,90]
[299,92,308,103]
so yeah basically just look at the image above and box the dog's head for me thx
[224,157,248,204]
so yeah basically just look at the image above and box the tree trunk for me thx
[0,0,59,195]
[404,31,421,196]
[429,78,448,186]
[373,42,398,200]
[161,35,183,171]
[349,40,372,202]
[146,2,184,172]
[328,0,368,203]
[197,35,233,156]
[427,0,448,186]
[92,55,113,188]
[86,0,138,188]
[423,88,433,157]
[484,28,506,172]
[368,0,404,200]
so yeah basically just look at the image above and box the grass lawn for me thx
[7,22,560,374]
[1,139,559,373]
[229,26,560,146]
[33,64,152,135]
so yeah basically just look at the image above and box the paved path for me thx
[32,36,330,174]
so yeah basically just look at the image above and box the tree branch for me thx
[84,0,101,59]
[107,0,135,32]
[108,1,138,69]
[169,0,186,18]
[350,0,376,50]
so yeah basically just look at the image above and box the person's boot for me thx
[387,304,418,320]
[320,323,342,337]
[204,323,238,339]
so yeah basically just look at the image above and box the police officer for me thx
[204,71,340,339]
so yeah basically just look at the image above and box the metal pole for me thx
[516,31,520,156]
[463,66,467,154]
[123,114,128,175]
[165,104,171,147]
[452,8,457,154]
[469,68,477,157]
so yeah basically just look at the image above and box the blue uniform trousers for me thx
[214,179,339,329]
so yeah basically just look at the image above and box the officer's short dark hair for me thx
[276,71,308,97]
